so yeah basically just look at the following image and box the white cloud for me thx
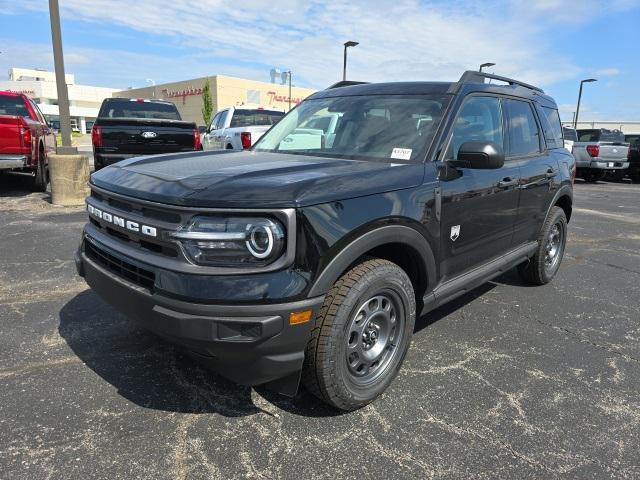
[9,0,599,90]
[594,68,621,77]
[3,0,638,126]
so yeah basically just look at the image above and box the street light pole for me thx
[479,62,495,72]
[574,78,597,129]
[48,0,76,154]
[287,70,292,111]
[343,41,359,81]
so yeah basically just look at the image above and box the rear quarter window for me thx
[539,106,563,148]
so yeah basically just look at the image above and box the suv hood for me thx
[90,150,424,208]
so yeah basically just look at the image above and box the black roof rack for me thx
[326,80,369,89]
[449,70,544,94]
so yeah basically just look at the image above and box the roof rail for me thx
[450,70,544,94]
[326,80,369,89]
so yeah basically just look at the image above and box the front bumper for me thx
[75,239,324,391]
[576,160,629,170]
[0,154,28,170]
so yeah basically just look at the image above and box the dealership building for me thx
[0,67,120,133]
[115,75,316,126]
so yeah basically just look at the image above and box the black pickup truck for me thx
[91,98,201,170]
[77,71,574,410]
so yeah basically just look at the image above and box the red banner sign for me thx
[161,87,203,99]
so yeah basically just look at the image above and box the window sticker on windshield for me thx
[391,148,412,160]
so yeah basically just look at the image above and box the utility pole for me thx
[287,70,292,111]
[48,0,76,154]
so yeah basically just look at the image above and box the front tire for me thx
[302,259,416,410]
[518,206,567,285]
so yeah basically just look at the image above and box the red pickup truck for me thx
[0,91,56,191]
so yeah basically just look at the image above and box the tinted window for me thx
[577,129,598,142]
[625,135,639,146]
[254,94,450,162]
[600,129,625,142]
[449,96,504,160]
[577,129,625,142]
[0,95,30,117]
[98,99,181,120]
[229,109,284,127]
[505,99,541,156]
[540,106,563,148]
[563,127,578,142]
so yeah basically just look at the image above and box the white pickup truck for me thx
[202,106,284,151]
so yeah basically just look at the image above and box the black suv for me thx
[76,71,575,410]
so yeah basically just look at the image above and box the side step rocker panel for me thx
[421,241,538,316]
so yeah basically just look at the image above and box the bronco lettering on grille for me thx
[87,204,158,238]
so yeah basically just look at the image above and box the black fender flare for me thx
[307,224,437,297]
[545,184,573,223]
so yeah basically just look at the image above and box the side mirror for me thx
[452,141,505,169]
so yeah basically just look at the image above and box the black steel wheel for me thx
[518,206,567,285]
[302,259,416,410]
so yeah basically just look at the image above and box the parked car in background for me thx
[0,91,55,191]
[624,133,640,183]
[76,71,574,410]
[202,106,284,150]
[91,98,201,171]
[573,128,629,182]
[562,126,578,152]
[276,112,343,151]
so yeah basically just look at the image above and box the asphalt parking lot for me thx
[1,175,638,479]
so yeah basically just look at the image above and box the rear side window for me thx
[99,99,181,120]
[539,106,563,148]
[229,110,284,127]
[505,99,541,157]
[449,96,504,160]
[0,95,30,117]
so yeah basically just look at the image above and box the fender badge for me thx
[450,225,460,242]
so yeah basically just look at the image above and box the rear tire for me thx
[32,149,48,192]
[302,258,416,411]
[518,206,567,285]
[581,170,603,183]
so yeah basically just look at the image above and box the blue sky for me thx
[1,0,639,122]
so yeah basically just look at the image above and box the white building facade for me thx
[0,68,119,133]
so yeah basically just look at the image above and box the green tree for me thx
[201,78,213,126]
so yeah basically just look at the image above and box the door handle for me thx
[498,177,519,188]
[545,169,558,179]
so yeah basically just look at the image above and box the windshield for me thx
[253,94,451,162]
[99,99,181,120]
[230,109,284,127]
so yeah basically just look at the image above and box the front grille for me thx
[88,187,181,258]
[85,240,156,290]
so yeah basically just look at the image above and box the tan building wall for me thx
[570,121,640,134]
[115,75,316,126]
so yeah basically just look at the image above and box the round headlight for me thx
[246,224,274,258]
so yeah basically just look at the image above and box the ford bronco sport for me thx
[76,71,575,410]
